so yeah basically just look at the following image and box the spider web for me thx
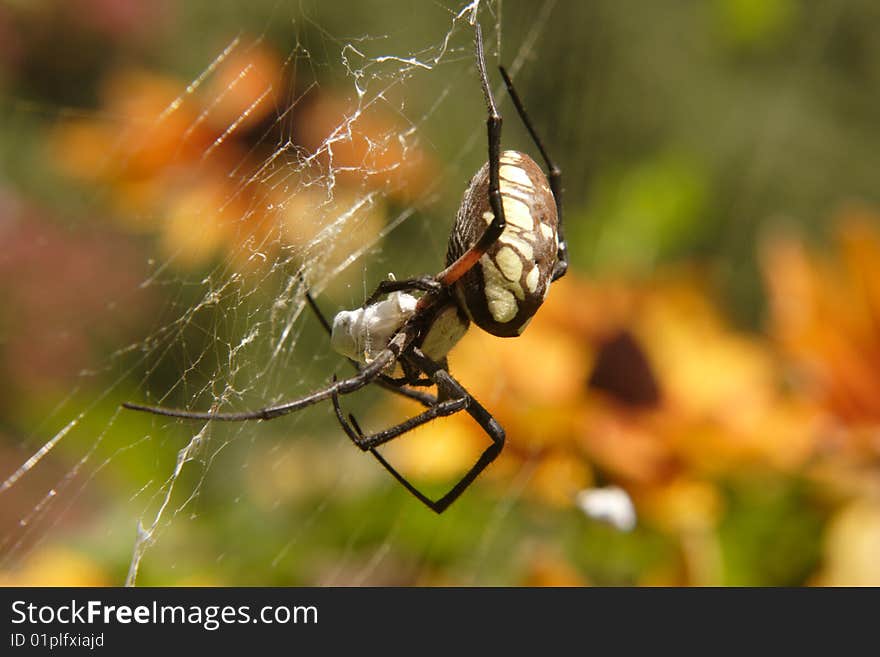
[0,0,565,586]
[4,0,878,588]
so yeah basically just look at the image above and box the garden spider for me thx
[123,22,566,513]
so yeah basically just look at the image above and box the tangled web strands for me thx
[2,0,561,586]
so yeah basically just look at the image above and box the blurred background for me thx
[1,0,880,586]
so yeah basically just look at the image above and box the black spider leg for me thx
[362,276,442,308]
[397,358,435,388]
[473,23,506,264]
[303,289,436,474]
[122,327,416,421]
[435,22,506,287]
[332,346,505,513]
[498,66,567,282]
[338,24,506,297]
[303,290,436,405]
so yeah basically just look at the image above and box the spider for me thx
[123,22,566,513]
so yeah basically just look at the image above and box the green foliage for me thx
[716,0,799,50]
[719,476,824,586]
[578,152,710,274]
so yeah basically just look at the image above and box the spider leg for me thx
[342,411,474,514]
[122,328,413,421]
[362,276,442,308]
[303,287,333,334]
[332,382,470,452]
[366,352,435,389]
[331,347,505,514]
[380,372,435,388]
[436,22,506,287]
[498,66,566,281]
[331,379,469,451]
[400,358,435,387]
[409,348,506,513]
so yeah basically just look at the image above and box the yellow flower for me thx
[0,546,109,587]
[382,270,818,521]
[813,500,880,586]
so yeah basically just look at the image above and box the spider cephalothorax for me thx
[330,288,470,367]
[124,21,567,513]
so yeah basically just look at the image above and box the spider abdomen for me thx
[447,150,558,337]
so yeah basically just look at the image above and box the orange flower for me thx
[48,48,283,267]
[761,206,880,586]
[763,205,880,442]
[47,40,434,271]
[294,93,435,203]
[380,270,819,539]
